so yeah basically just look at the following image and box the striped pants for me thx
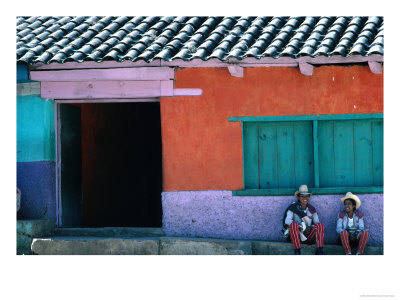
[289,222,325,249]
[339,230,369,254]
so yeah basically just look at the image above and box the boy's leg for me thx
[306,223,325,248]
[289,222,301,250]
[340,230,352,254]
[356,231,370,254]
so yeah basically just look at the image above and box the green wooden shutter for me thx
[334,120,355,186]
[243,123,259,188]
[318,119,383,188]
[372,120,384,186]
[318,120,335,187]
[244,121,313,189]
[292,122,314,188]
[354,119,373,186]
[259,123,277,189]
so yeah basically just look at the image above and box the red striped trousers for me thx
[289,222,325,249]
[339,230,369,254]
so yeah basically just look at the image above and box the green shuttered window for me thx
[231,114,383,195]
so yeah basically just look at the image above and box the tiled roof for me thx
[16,16,384,65]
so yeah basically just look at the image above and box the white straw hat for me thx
[294,185,312,197]
[341,192,361,209]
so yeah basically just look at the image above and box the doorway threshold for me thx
[54,227,165,238]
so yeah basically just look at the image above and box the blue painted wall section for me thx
[17,162,56,223]
[17,69,56,222]
[17,95,55,162]
[17,63,32,83]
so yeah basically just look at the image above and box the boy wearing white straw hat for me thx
[282,184,325,255]
[336,192,369,255]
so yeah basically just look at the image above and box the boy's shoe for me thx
[294,249,301,255]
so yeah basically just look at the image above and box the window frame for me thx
[229,113,384,196]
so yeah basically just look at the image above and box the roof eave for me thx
[28,54,383,71]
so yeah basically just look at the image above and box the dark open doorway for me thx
[59,102,163,228]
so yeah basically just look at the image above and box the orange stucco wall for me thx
[160,65,383,191]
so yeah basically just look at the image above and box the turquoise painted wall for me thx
[17,63,32,83]
[17,95,55,162]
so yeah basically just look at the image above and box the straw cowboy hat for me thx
[341,192,361,209]
[294,185,312,197]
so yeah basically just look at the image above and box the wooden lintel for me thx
[31,67,174,82]
[299,62,313,76]
[227,65,244,77]
[41,80,162,99]
[40,80,201,99]
[368,61,383,74]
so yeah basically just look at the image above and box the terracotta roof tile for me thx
[16,16,384,64]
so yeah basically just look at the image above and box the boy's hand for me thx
[304,226,311,235]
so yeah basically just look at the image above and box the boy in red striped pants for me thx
[337,192,369,255]
[283,185,325,255]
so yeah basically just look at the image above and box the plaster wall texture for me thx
[162,191,383,246]
[160,66,383,191]
[17,162,56,224]
[17,95,55,162]
[17,93,56,223]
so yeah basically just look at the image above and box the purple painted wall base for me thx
[17,162,57,224]
[162,191,383,246]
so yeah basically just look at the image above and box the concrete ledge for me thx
[252,241,383,255]
[29,235,383,255]
[32,237,159,255]
[17,219,54,255]
[160,237,252,255]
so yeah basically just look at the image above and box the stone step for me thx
[160,237,252,255]
[54,227,165,238]
[17,219,54,255]
[31,236,383,255]
[252,240,383,255]
[32,237,160,255]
